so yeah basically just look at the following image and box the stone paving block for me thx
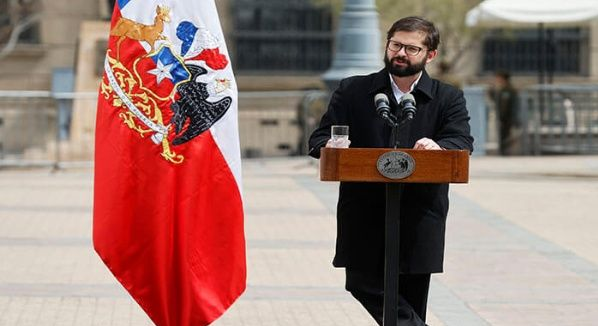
[214,301,374,326]
[0,247,109,284]
[247,249,340,287]
[0,214,91,239]
[0,297,26,326]
[471,302,598,326]
[53,298,79,326]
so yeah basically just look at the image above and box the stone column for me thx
[322,0,382,90]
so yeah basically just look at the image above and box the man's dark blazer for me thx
[308,68,474,274]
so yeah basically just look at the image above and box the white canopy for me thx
[466,0,598,27]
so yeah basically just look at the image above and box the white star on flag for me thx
[148,60,174,84]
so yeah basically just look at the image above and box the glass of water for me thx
[330,125,350,148]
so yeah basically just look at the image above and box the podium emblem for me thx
[376,151,415,179]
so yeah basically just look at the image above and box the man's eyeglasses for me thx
[387,41,425,56]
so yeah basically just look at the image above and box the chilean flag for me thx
[93,0,246,325]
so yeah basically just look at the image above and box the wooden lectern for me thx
[319,147,470,326]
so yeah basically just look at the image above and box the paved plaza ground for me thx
[1,155,598,325]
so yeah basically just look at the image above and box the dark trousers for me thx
[345,268,430,326]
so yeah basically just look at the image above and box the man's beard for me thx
[384,54,427,77]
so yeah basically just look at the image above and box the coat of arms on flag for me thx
[93,1,246,326]
[99,2,234,164]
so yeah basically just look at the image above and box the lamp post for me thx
[322,0,382,90]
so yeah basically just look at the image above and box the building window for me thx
[232,0,333,73]
[482,28,589,75]
[16,24,40,44]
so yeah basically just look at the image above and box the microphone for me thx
[400,93,417,121]
[374,93,391,120]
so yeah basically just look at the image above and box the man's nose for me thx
[393,46,408,57]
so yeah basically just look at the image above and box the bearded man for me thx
[308,16,474,326]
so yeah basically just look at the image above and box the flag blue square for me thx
[151,47,190,85]
[117,0,132,10]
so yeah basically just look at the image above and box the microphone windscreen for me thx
[401,93,416,105]
[374,93,389,104]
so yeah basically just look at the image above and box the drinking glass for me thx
[330,125,350,148]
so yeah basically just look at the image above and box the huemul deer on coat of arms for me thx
[110,5,171,59]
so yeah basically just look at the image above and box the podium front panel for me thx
[319,148,469,183]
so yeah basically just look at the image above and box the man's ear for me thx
[425,50,438,64]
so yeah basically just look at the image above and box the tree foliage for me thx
[311,0,484,73]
